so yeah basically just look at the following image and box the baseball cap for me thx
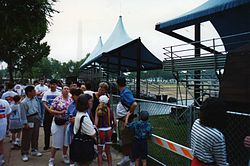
[99,95,109,104]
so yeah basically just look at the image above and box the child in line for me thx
[95,95,116,166]
[125,111,152,166]
[0,99,12,165]
[9,95,22,149]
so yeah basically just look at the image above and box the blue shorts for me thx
[132,138,148,160]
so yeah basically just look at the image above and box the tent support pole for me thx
[106,57,110,81]
[194,24,201,105]
[136,39,141,98]
[118,51,121,76]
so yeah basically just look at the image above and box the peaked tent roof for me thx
[156,0,250,51]
[81,36,103,68]
[81,16,162,72]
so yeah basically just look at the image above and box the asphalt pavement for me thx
[3,128,123,166]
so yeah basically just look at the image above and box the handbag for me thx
[70,115,95,163]
[54,115,67,126]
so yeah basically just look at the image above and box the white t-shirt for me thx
[35,84,49,99]
[1,90,18,104]
[74,112,96,136]
[42,90,61,108]
[0,99,12,124]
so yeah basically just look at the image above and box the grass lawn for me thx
[112,114,191,165]
[147,115,190,166]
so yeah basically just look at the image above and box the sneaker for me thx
[22,154,29,162]
[129,162,135,166]
[31,149,42,157]
[117,156,130,166]
[15,139,21,147]
[102,153,107,161]
[62,155,70,164]
[48,159,54,166]
[0,159,5,165]
[14,141,20,148]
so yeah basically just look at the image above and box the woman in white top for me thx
[72,94,96,166]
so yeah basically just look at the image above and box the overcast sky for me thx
[42,0,220,63]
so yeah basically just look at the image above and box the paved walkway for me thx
[3,128,124,166]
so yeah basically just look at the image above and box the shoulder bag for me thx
[69,115,95,163]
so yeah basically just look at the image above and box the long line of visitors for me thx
[0,78,152,166]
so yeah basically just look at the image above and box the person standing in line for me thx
[95,95,116,166]
[1,82,18,104]
[42,79,61,151]
[35,78,49,126]
[0,99,11,165]
[89,82,109,161]
[191,97,229,166]
[116,76,137,166]
[64,88,83,166]
[14,82,24,96]
[72,94,96,166]
[80,84,86,92]
[48,85,73,166]
[2,82,18,139]
[90,82,109,123]
[124,111,152,166]
[83,81,94,97]
[20,86,42,162]
[9,95,22,149]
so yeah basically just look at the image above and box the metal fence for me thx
[110,95,192,166]
[110,94,250,166]
[223,111,250,166]
[189,107,250,166]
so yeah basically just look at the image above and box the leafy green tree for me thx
[27,55,89,80]
[15,39,50,81]
[0,0,57,82]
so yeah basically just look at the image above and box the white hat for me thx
[99,95,109,104]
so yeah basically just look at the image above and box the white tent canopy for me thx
[81,16,162,73]
[81,36,103,68]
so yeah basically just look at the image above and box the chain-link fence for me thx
[223,111,250,166]
[111,94,250,166]
[190,108,250,166]
[110,95,192,166]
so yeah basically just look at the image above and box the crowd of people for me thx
[0,77,153,166]
[1,76,246,166]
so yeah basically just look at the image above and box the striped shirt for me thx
[191,119,229,166]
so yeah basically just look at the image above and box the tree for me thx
[25,55,89,80]
[15,38,50,81]
[0,0,57,82]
